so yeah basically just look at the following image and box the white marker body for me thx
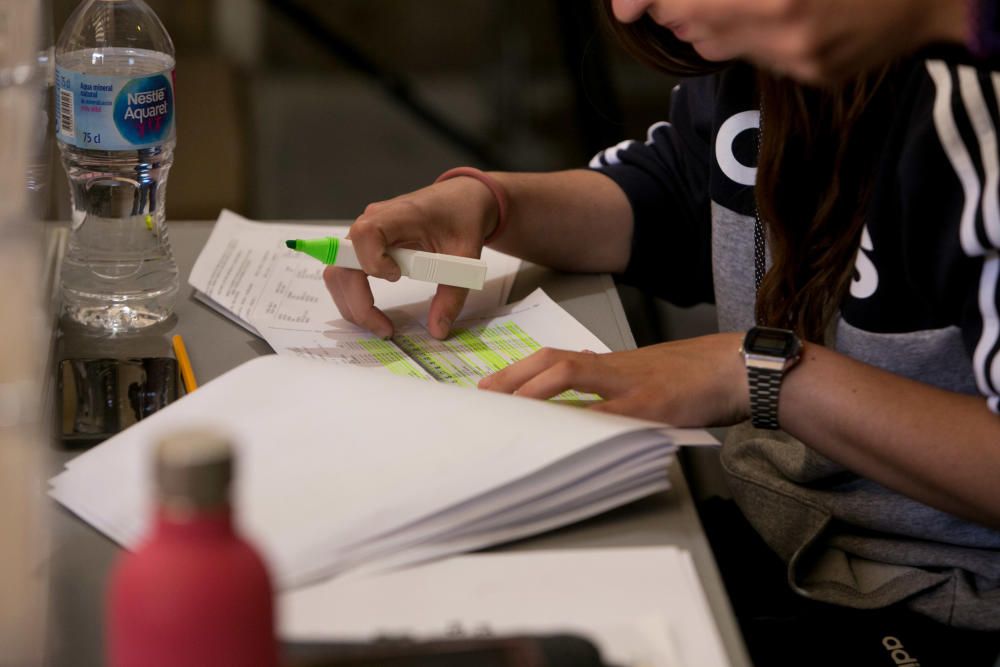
[332,239,487,291]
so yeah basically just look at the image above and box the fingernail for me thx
[437,315,451,336]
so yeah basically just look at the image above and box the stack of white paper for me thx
[49,354,714,589]
[280,547,731,667]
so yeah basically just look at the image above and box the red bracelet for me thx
[434,166,509,244]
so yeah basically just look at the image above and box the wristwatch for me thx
[740,326,802,430]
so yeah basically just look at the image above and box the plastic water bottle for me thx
[54,0,179,332]
[107,430,278,667]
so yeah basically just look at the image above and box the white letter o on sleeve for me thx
[715,110,760,187]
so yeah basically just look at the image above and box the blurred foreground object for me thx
[107,430,277,667]
[0,0,50,664]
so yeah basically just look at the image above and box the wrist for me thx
[740,326,802,430]
[435,167,509,244]
[725,332,753,422]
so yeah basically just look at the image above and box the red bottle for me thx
[107,430,278,667]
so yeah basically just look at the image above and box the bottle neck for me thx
[154,504,234,540]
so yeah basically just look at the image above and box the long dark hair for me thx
[598,4,891,343]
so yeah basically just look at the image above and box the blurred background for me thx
[39,0,723,343]
[43,0,671,221]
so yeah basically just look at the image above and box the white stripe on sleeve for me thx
[589,139,636,168]
[644,121,670,145]
[928,60,1000,403]
[975,253,1000,397]
[958,66,1000,248]
[927,60,985,257]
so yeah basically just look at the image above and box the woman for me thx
[325,0,1000,663]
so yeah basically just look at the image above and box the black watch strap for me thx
[747,365,783,430]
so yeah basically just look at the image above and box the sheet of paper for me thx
[258,288,610,397]
[279,547,731,667]
[318,440,675,577]
[49,355,686,588]
[346,474,672,578]
[188,209,521,336]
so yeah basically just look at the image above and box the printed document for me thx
[188,210,607,399]
[188,209,521,338]
[259,288,608,401]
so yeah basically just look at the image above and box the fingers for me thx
[338,182,490,337]
[479,348,616,399]
[323,265,394,338]
[350,198,446,280]
[590,396,663,423]
[348,207,406,282]
[427,284,470,340]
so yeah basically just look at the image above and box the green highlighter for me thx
[285,237,487,290]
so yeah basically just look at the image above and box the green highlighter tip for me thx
[285,240,297,249]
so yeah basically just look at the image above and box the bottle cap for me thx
[155,429,233,513]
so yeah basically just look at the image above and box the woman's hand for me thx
[323,177,499,340]
[479,332,749,427]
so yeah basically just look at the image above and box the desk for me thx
[45,220,751,667]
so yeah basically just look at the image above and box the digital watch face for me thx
[746,327,796,357]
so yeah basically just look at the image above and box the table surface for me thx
[44,220,751,667]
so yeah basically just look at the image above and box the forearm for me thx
[779,343,1000,527]
[482,322,1000,526]
[485,170,633,274]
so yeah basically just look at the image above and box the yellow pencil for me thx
[172,334,198,393]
